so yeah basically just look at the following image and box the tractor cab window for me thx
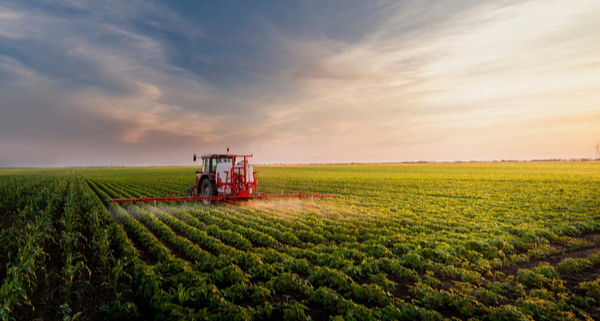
[203,158,210,174]
[206,157,232,173]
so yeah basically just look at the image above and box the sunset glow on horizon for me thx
[1,0,599,166]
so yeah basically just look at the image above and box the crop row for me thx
[0,172,146,320]
[0,203,54,320]
[111,203,450,320]
[113,204,600,320]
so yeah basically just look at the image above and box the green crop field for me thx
[1,163,600,320]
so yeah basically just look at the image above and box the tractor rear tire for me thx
[201,179,216,204]
[187,186,195,197]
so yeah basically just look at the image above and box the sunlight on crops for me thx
[2,162,600,320]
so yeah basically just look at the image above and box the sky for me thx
[0,0,599,166]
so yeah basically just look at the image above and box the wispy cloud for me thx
[251,0,600,161]
[0,0,598,166]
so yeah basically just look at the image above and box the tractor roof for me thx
[201,154,230,159]
[201,154,253,159]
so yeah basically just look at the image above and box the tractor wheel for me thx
[201,179,216,204]
[186,186,195,197]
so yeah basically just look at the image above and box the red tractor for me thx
[187,152,257,204]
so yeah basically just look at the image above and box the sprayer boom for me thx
[109,150,337,204]
[109,191,336,204]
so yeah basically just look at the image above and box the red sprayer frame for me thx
[109,191,336,204]
[214,154,257,198]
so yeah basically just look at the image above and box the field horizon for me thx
[2,158,599,171]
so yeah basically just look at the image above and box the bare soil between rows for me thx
[495,231,600,279]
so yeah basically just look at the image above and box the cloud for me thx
[1,0,599,166]
[301,4,596,111]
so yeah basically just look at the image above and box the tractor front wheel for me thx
[201,180,216,204]
[186,186,195,197]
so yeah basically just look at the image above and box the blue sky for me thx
[1,0,599,166]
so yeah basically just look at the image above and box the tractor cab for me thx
[198,154,232,175]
